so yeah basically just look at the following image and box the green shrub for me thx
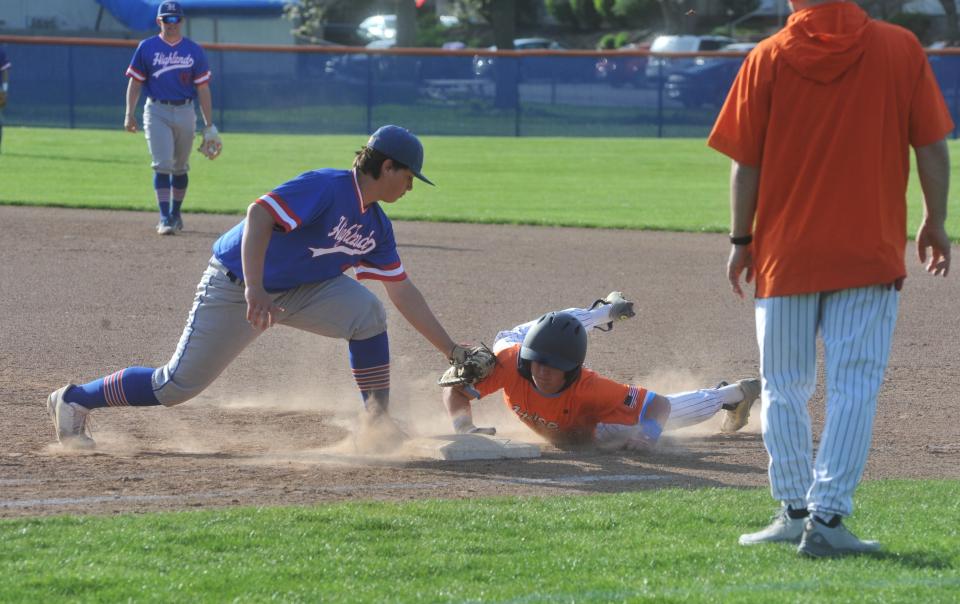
[887,11,934,44]
[597,33,618,49]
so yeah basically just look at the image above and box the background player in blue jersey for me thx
[0,44,10,153]
[46,125,469,453]
[124,1,222,236]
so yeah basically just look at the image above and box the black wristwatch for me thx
[729,234,753,245]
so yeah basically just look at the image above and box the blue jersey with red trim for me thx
[125,36,211,101]
[212,169,406,292]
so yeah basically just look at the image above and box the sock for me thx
[813,513,841,528]
[64,367,161,409]
[716,382,745,409]
[564,304,617,331]
[154,173,172,217]
[172,173,188,215]
[786,506,809,520]
[349,332,390,413]
[663,389,725,430]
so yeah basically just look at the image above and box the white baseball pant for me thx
[756,285,898,518]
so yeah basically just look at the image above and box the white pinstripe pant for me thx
[756,285,898,518]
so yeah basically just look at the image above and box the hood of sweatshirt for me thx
[775,1,871,84]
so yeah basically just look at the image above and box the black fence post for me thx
[67,45,76,129]
[217,50,225,131]
[514,56,521,137]
[366,53,373,134]
[656,58,663,139]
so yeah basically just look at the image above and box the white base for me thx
[401,433,541,461]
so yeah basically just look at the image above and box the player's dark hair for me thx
[353,146,410,179]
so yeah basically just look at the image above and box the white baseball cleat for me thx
[46,385,95,449]
[156,217,175,235]
[739,507,806,545]
[721,378,761,433]
[798,518,881,557]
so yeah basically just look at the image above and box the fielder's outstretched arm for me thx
[383,277,458,357]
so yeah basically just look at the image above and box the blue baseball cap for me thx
[367,125,434,186]
[158,1,185,18]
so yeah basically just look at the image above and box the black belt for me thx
[152,98,191,106]
[210,257,244,285]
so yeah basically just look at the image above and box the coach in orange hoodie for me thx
[709,0,952,557]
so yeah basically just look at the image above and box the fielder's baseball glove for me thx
[0,91,7,109]
[198,124,222,160]
[438,343,497,388]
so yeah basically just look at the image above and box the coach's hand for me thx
[727,244,754,299]
[917,219,951,278]
[245,285,284,331]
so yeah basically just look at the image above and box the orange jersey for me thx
[474,345,649,445]
[708,3,954,298]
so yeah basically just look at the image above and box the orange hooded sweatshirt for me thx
[708,1,953,298]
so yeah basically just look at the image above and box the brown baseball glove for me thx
[0,91,7,109]
[438,343,497,388]
[198,124,222,160]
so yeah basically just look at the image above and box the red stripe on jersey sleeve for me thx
[254,192,301,232]
[126,66,146,81]
[357,271,408,282]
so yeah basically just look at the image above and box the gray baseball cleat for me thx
[156,216,175,235]
[721,378,761,433]
[590,291,636,331]
[46,385,95,449]
[739,507,806,545]
[170,214,184,232]
[602,291,636,321]
[798,518,881,558]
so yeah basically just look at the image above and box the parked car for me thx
[645,34,735,81]
[357,14,396,42]
[595,42,651,87]
[662,43,757,108]
[323,39,411,83]
[473,37,565,79]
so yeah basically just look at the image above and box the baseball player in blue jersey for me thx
[124,1,222,236]
[46,125,468,453]
[0,45,10,153]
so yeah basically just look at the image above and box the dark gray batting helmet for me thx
[518,311,587,391]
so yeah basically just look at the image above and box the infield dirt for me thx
[2,206,958,517]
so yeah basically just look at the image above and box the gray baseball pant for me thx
[151,258,388,405]
[143,99,196,175]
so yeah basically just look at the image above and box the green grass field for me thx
[2,482,958,602]
[2,127,957,235]
[3,127,959,601]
